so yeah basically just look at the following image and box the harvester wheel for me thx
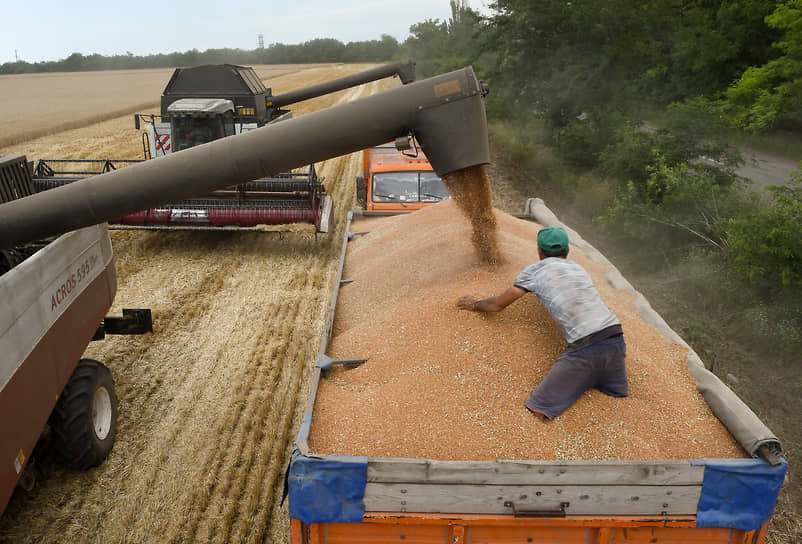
[50,359,118,469]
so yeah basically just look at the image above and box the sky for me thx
[2,0,492,65]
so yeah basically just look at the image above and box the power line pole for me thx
[258,34,264,50]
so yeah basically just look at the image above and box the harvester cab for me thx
[137,64,275,159]
[166,98,237,152]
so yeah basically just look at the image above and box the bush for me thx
[555,111,627,168]
[599,125,662,186]
[602,157,755,250]
[728,172,802,287]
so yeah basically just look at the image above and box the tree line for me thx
[0,35,402,74]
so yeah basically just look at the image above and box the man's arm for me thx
[458,286,526,312]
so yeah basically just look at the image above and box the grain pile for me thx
[310,200,747,461]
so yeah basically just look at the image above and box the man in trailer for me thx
[458,226,628,419]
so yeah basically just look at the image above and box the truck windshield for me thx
[373,172,450,203]
[172,118,224,152]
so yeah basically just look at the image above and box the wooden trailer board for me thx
[288,202,787,543]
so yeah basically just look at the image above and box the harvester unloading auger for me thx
[0,66,490,249]
[30,61,418,233]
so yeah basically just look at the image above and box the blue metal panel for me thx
[288,449,368,524]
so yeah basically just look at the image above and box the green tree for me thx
[728,170,802,286]
[667,0,778,99]
[402,1,485,77]
[725,0,802,131]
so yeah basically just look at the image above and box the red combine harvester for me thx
[0,155,151,515]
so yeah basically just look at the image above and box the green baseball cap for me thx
[537,226,569,252]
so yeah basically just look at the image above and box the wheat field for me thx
[0,64,392,543]
[0,64,338,150]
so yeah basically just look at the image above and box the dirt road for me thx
[0,66,391,544]
[737,146,799,191]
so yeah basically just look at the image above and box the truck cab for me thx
[357,143,450,213]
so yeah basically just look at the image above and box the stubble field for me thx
[0,63,391,543]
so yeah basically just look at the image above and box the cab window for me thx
[172,118,225,152]
[373,172,419,202]
[420,172,449,202]
[372,172,450,203]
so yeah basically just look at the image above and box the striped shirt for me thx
[514,258,620,347]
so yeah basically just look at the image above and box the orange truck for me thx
[287,199,787,544]
[356,143,450,214]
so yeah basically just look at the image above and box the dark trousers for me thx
[525,335,628,419]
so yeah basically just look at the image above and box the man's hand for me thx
[458,296,478,311]
[458,286,526,313]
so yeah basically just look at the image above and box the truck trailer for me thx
[287,199,787,543]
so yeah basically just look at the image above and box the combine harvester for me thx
[0,156,152,515]
[31,61,416,233]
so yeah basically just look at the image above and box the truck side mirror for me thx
[355,177,364,201]
[134,115,140,130]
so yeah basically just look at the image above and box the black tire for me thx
[50,358,118,469]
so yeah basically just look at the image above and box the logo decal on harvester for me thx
[50,252,100,312]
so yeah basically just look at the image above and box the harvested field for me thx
[310,200,747,461]
[0,65,393,543]
[0,63,339,149]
